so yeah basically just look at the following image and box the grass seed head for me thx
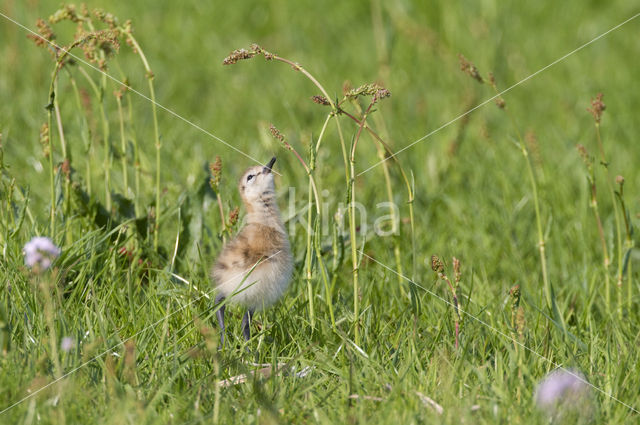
[223,43,274,65]
[39,123,50,158]
[222,48,256,65]
[27,19,56,50]
[372,87,391,104]
[209,156,222,189]
[453,257,461,284]
[228,206,239,227]
[346,83,391,102]
[72,29,120,71]
[93,9,119,29]
[312,95,330,106]
[113,80,129,99]
[61,159,71,178]
[431,255,444,273]
[576,144,593,170]
[458,54,483,83]
[269,123,293,151]
[49,4,83,24]
[587,93,606,124]
[342,80,352,96]
[250,43,274,60]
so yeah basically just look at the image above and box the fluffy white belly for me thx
[215,259,292,311]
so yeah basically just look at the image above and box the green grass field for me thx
[1,0,639,423]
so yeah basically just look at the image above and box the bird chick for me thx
[212,157,293,344]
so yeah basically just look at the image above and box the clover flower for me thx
[23,237,61,271]
[535,369,590,410]
[61,337,74,352]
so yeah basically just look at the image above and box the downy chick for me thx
[212,157,293,344]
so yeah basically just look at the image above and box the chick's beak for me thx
[263,156,276,174]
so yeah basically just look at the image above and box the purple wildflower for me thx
[535,369,591,412]
[23,237,61,271]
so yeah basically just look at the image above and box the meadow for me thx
[1,0,639,423]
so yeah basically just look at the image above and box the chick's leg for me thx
[241,309,254,341]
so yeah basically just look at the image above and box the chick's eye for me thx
[246,174,254,182]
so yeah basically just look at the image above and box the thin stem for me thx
[595,123,623,317]
[328,113,355,335]
[333,116,355,336]
[77,66,103,195]
[409,175,416,280]
[489,83,557,326]
[335,117,350,188]
[305,173,315,329]
[66,68,93,195]
[358,107,404,285]
[348,103,373,345]
[47,115,56,239]
[350,103,374,161]
[340,110,417,280]
[315,114,332,153]
[44,36,92,237]
[46,63,61,239]
[216,193,227,242]
[339,108,414,207]
[440,273,461,349]
[84,14,114,213]
[52,84,67,160]
[99,95,111,213]
[308,114,334,329]
[316,116,338,329]
[39,273,66,425]
[589,175,610,309]
[126,32,161,250]
[615,184,634,311]
[340,105,418,342]
[277,131,323,328]
[47,112,56,238]
[116,94,128,196]
[126,92,141,215]
[281,142,322,215]
[315,226,335,328]
[522,143,552,311]
[628,251,633,312]
[271,56,336,111]
[53,85,72,231]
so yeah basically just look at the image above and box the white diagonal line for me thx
[358,11,640,176]
[0,251,281,415]
[360,250,639,414]
[0,11,281,175]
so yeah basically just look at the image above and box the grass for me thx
[1,0,640,423]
